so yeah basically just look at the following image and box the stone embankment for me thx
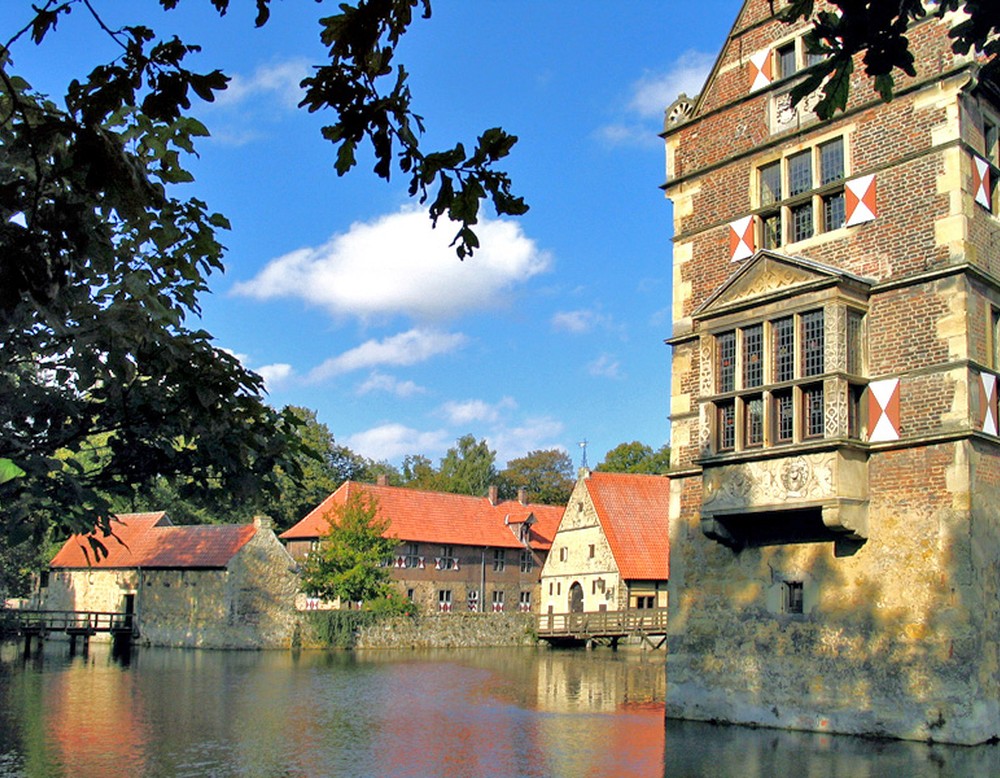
[296,611,537,650]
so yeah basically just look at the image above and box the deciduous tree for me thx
[499,449,575,505]
[301,491,397,606]
[1,0,525,542]
[785,1,1000,119]
[597,441,671,475]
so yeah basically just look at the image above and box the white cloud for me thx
[628,51,715,118]
[307,328,467,383]
[488,416,567,466]
[588,353,623,379]
[345,423,451,462]
[596,50,714,148]
[552,309,614,334]
[357,372,425,398]
[214,59,309,110]
[256,363,294,389]
[440,397,517,426]
[231,206,551,321]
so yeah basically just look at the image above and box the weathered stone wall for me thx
[664,0,1000,745]
[139,529,300,649]
[346,612,536,649]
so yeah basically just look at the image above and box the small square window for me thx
[790,202,813,242]
[744,395,764,447]
[760,162,782,205]
[774,390,795,443]
[776,43,796,79]
[784,581,804,614]
[788,151,812,196]
[761,212,782,249]
[819,138,844,185]
[743,324,763,388]
[773,317,795,382]
[718,401,736,451]
[822,192,845,232]
[803,384,825,438]
[718,331,736,393]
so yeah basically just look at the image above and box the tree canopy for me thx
[301,491,397,606]
[597,441,671,475]
[498,449,575,505]
[0,0,527,543]
[785,1,1000,119]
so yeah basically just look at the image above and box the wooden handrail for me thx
[537,607,668,637]
[0,609,135,634]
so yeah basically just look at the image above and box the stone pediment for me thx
[694,250,871,319]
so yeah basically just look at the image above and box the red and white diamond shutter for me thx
[980,372,998,435]
[749,49,772,93]
[845,174,878,226]
[729,216,755,262]
[868,378,901,442]
[973,155,992,210]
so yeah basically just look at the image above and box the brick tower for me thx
[663,1,1000,744]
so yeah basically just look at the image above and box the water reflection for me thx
[0,642,998,777]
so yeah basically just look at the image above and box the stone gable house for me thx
[663,0,1000,743]
[539,470,670,616]
[42,513,300,649]
[280,481,563,614]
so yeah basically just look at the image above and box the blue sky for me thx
[3,1,739,469]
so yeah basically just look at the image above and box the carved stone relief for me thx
[702,452,841,513]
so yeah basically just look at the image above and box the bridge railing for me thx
[0,609,134,635]
[537,607,667,637]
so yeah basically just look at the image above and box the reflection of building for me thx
[664,0,1000,744]
[43,513,299,648]
[280,481,563,613]
[539,470,669,616]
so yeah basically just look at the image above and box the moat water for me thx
[0,641,997,777]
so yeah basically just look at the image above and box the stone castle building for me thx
[664,1,1000,743]
[43,513,300,649]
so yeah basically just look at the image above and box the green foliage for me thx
[783,1,1000,120]
[436,434,498,496]
[301,492,397,604]
[305,609,380,649]
[1,0,525,545]
[366,589,418,616]
[597,441,671,475]
[498,449,575,505]
[0,61,305,543]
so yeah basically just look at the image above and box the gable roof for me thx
[279,482,564,551]
[584,471,671,581]
[50,512,257,570]
[695,249,874,318]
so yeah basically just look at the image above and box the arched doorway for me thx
[568,582,584,613]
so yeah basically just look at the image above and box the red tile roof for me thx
[50,512,257,570]
[279,482,564,550]
[584,471,670,581]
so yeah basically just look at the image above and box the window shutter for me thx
[729,216,755,261]
[867,378,900,442]
[973,155,992,210]
[980,372,998,435]
[845,174,877,226]
[749,49,772,93]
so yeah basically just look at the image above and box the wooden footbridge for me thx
[1,609,137,656]
[537,608,668,650]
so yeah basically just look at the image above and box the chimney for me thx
[253,515,273,531]
[488,485,498,505]
[517,487,527,506]
[377,474,389,486]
